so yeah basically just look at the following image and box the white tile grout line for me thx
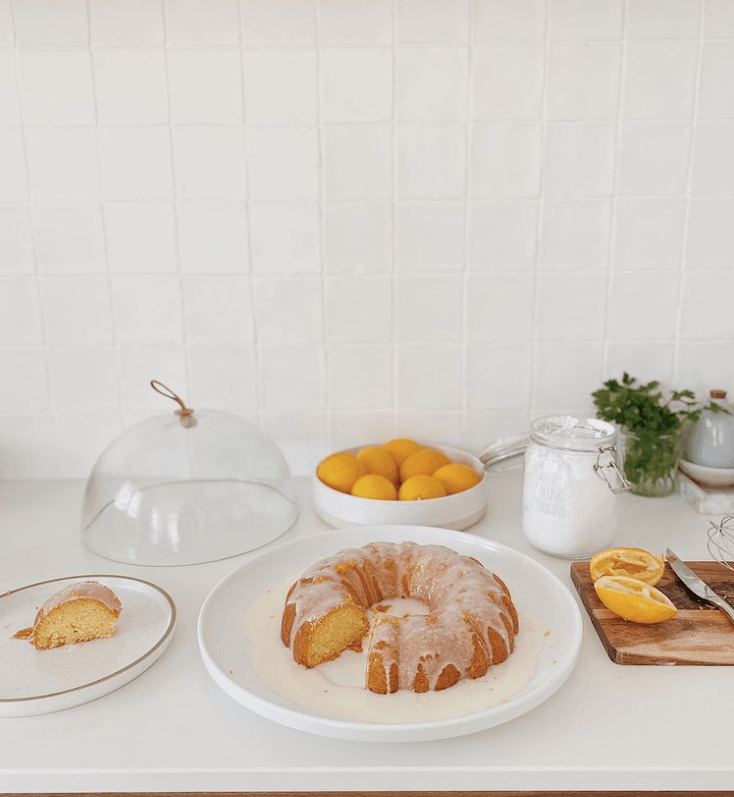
[85,0,127,431]
[390,0,399,441]
[461,2,472,447]
[314,0,335,451]
[238,0,263,426]
[528,0,551,421]
[601,0,629,377]
[160,0,193,412]
[315,0,333,452]
[673,1,707,386]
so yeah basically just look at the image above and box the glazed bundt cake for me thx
[14,580,122,650]
[281,541,519,694]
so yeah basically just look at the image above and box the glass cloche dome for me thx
[81,381,298,566]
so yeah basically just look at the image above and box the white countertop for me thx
[1,473,733,794]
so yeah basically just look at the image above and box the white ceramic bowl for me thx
[679,458,734,489]
[313,444,488,531]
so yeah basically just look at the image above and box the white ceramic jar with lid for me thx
[684,390,734,469]
[522,415,629,558]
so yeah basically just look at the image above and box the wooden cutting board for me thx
[570,560,734,665]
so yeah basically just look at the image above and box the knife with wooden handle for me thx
[666,548,734,627]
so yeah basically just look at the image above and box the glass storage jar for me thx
[522,415,629,558]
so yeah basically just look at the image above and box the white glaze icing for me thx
[34,581,122,626]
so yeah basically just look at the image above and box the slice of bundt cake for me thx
[14,580,122,650]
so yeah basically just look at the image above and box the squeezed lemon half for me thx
[589,546,665,586]
[594,575,677,624]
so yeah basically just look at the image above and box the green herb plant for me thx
[592,373,723,496]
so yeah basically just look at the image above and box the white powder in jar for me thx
[522,421,619,558]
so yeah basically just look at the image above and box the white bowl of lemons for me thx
[312,439,488,531]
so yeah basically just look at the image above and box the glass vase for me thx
[621,429,681,498]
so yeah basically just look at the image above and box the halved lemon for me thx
[594,575,677,624]
[589,547,665,586]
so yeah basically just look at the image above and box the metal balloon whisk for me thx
[706,516,734,572]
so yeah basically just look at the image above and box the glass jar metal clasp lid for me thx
[594,445,632,494]
[529,415,631,495]
[529,415,615,450]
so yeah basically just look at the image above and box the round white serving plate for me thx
[679,458,734,489]
[197,525,583,743]
[313,444,488,531]
[0,575,176,717]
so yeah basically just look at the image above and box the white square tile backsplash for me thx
[325,275,393,342]
[617,121,691,195]
[34,203,107,274]
[26,127,100,201]
[88,0,166,47]
[41,276,114,344]
[167,49,245,125]
[546,42,621,120]
[686,197,734,268]
[18,50,95,125]
[548,0,624,39]
[12,0,88,46]
[470,122,541,197]
[321,47,393,123]
[395,201,465,271]
[698,41,734,118]
[243,49,319,126]
[99,126,173,200]
[626,0,702,39]
[322,201,392,273]
[539,199,611,269]
[104,202,178,274]
[1,0,733,479]
[322,124,393,199]
[164,0,242,47]
[396,0,470,43]
[172,125,248,199]
[0,277,43,344]
[177,200,249,274]
[397,45,468,122]
[0,206,34,272]
[248,127,320,200]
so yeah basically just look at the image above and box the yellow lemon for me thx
[351,474,398,501]
[589,547,665,586]
[316,452,367,494]
[380,438,424,467]
[594,575,677,624]
[432,462,482,495]
[399,448,452,483]
[398,474,447,501]
[356,446,399,485]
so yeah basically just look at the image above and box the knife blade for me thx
[666,548,734,627]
